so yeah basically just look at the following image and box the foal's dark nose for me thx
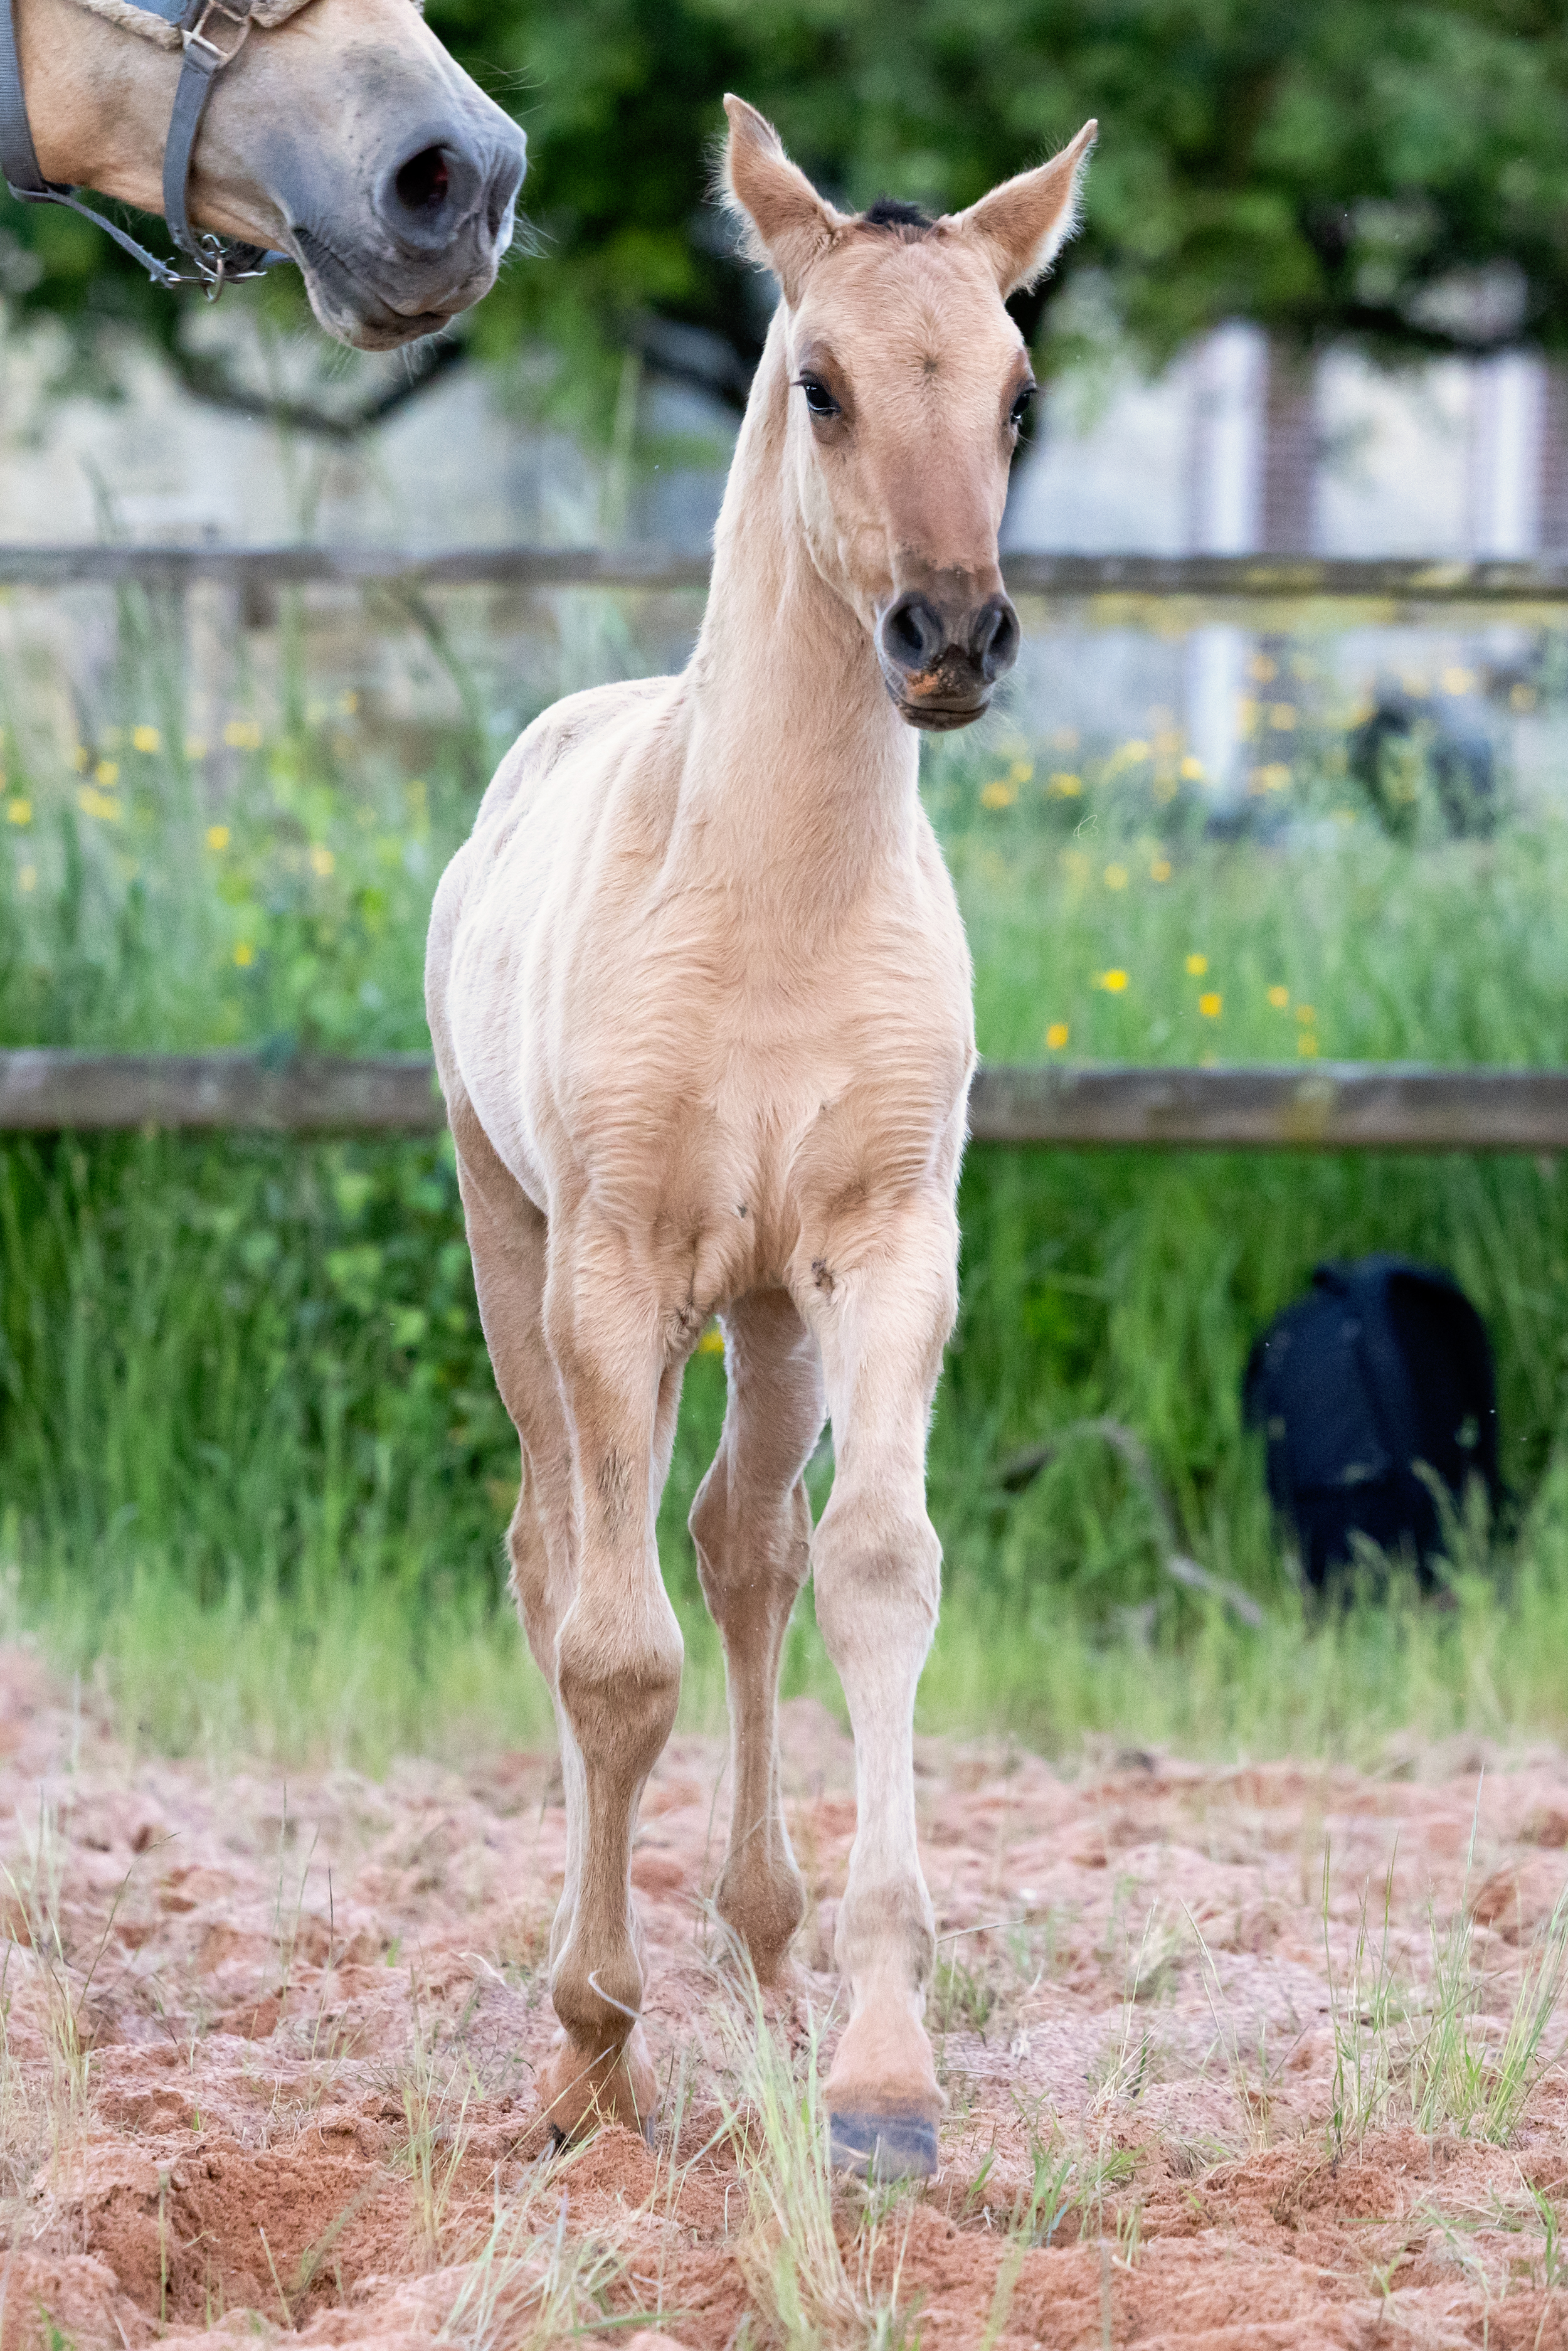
[876,588,1022,726]
[374,120,527,255]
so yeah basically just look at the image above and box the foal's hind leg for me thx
[689,1290,825,1980]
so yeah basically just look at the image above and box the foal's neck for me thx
[677,314,919,913]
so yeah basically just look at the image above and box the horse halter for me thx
[0,0,308,295]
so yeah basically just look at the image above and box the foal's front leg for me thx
[803,1196,958,2178]
[535,1215,685,2140]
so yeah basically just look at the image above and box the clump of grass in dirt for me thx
[395,1981,478,2270]
[1185,1908,1281,2152]
[1320,1813,1568,2158]
[1323,1844,1404,2158]
[438,2177,632,2351]
[1409,1823,1568,2146]
[979,2099,1143,2343]
[0,1795,129,2170]
[712,1953,918,2348]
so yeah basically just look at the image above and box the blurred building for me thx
[2,302,1565,801]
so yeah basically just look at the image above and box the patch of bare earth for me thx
[0,1650,1562,2345]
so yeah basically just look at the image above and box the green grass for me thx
[4,590,1568,1766]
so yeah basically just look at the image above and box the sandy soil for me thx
[0,1648,1565,2347]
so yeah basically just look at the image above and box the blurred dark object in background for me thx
[1348,691,1495,839]
[1244,1255,1500,1588]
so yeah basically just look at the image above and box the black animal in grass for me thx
[1244,1256,1501,1589]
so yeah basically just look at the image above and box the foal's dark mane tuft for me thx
[861,196,936,237]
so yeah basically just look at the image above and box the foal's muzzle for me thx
[875,588,1021,732]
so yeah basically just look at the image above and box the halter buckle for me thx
[183,0,253,70]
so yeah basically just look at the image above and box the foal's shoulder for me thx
[471,676,675,837]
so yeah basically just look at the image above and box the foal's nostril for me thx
[970,595,1020,684]
[879,592,948,674]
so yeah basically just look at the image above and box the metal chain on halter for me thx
[0,0,297,297]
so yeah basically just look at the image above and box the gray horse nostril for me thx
[970,595,1020,684]
[881,593,947,673]
[395,147,453,213]
[375,135,485,252]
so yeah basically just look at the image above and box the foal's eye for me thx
[796,376,840,421]
[1009,383,1037,431]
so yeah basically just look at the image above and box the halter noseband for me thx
[0,0,298,296]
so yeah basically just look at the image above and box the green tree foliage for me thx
[2,0,1566,420]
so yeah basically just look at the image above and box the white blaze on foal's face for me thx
[723,95,1097,732]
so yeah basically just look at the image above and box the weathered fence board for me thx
[0,1052,444,1133]
[969,1064,1568,1150]
[3,1053,1567,1149]
[6,546,1568,603]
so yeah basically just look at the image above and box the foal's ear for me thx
[721,95,845,306]
[946,121,1098,297]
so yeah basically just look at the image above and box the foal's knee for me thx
[554,1587,683,1781]
[812,1495,941,1666]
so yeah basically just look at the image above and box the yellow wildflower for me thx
[233,941,255,967]
[1047,771,1083,798]
[1103,862,1128,889]
[132,725,161,755]
[1046,1021,1069,1051]
[1199,992,1222,1019]
[1150,857,1172,883]
[94,760,119,788]
[698,1324,725,1355]
[1179,755,1204,781]
[224,719,263,751]
[1298,1032,1319,1058]
[5,799,30,827]
[310,845,336,878]
[1185,953,1208,977]
[1096,969,1129,994]
[980,780,1017,810]
[206,825,230,852]
[1268,985,1290,1010]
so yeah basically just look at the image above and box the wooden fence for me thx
[3,1054,1567,1150]
[10,545,1568,604]
[6,539,1565,1152]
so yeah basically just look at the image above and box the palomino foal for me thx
[427,97,1095,2176]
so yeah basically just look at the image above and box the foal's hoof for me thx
[536,2021,658,2142]
[829,2108,939,2179]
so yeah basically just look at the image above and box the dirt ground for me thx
[0,1646,1566,2348]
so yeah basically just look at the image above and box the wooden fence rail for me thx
[8,546,1568,605]
[3,1053,1567,1150]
